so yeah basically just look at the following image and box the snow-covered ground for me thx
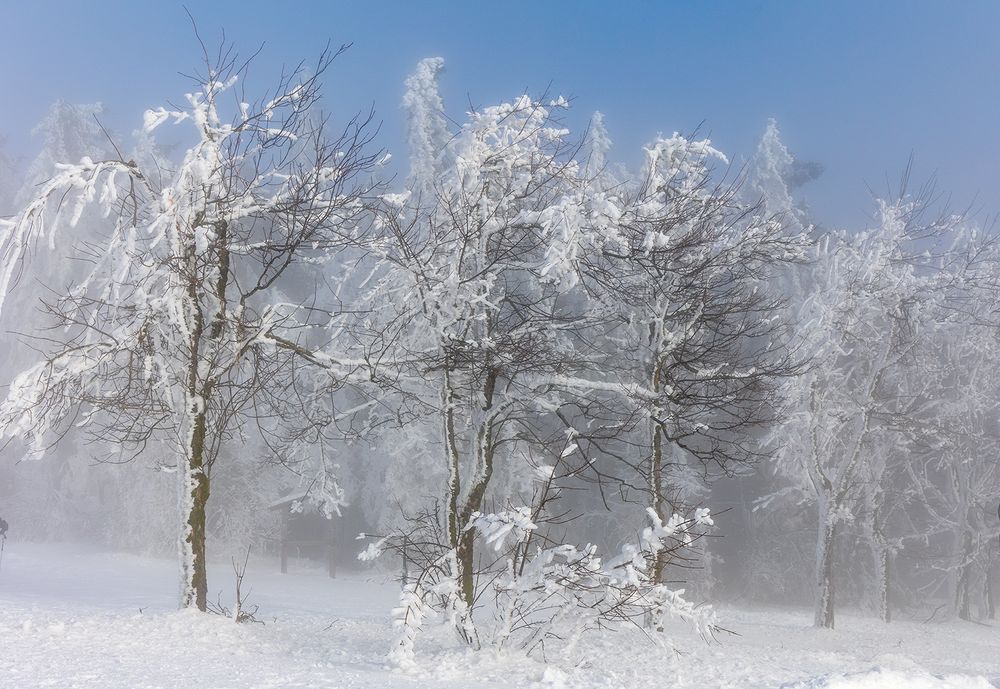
[0,542,997,689]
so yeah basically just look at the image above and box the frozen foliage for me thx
[466,507,536,552]
[367,502,717,665]
[751,118,796,221]
[583,111,612,179]
[486,505,719,654]
[386,549,477,668]
[403,57,449,198]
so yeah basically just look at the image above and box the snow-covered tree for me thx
[358,62,739,658]
[904,315,1000,621]
[577,130,806,586]
[582,111,612,180]
[0,102,137,546]
[0,47,380,610]
[748,118,821,233]
[402,56,449,199]
[750,119,796,222]
[773,198,955,628]
[369,90,595,633]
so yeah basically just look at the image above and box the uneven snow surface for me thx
[0,543,997,688]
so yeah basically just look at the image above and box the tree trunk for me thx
[876,545,891,624]
[179,215,211,612]
[649,345,668,585]
[440,365,497,648]
[180,404,210,611]
[985,557,996,620]
[650,417,668,584]
[955,530,973,621]
[457,527,476,611]
[457,431,494,615]
[442,373,461,556]
[984,558,996,620]
[814,507,836,629]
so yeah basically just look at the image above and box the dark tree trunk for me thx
[955,530,973,621]
[649,351,669,585]
[181,405,210,611]
[815,513,836,629]
[877,545,891,624]
[457,528,476,610]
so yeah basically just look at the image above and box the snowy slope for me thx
[0,543,997,689]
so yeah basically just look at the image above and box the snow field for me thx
[0,543,997,688]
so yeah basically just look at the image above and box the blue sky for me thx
[2,1,997,227]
